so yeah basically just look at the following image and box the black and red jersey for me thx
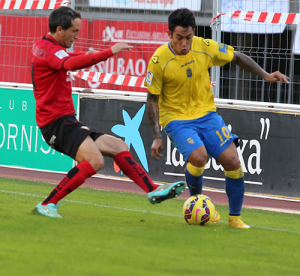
[31,34,83,127]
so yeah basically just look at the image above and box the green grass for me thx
[1,176,300,276]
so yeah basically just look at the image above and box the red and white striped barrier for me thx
[71,71,217,88]
[71,71,146,88]
[212,11,300,25]
[0,0,70,9]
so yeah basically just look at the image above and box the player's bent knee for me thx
[188,156,207,168]
[114,138,129,152]
[90,158,105,172]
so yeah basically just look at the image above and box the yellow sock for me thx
[186,162,205,177]
[224,165,244,179]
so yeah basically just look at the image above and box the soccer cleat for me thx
[148,181,186,204]
[211,210,221,223]
[33,202,63,218]
[229,215,250,229]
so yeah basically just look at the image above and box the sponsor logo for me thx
[49,135,56,148]
[151,55,159,64]
[81,126,90,130]
[111,105,149,173]
[102,25,169,43]
[181,60,195,68]
[32,44,46,58]
[40,206,49,213]
[195,208,201,221]
[54,50,69,59]
[218,43,228,54]
[187,137,195,144]
[186,68,192,78]
[202,39,210,46]
[146,69,154,85]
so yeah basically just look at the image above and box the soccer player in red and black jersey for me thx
[31,6,186,218]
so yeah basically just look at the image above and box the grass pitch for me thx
[1,176,300,276]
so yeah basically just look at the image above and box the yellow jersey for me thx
[144,36,234,128]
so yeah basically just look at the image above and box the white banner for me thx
[89,0,201,11]
[221,0,289,34]
[293,25,300,54]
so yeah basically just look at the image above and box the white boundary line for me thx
[1,189,300,234]
[1,164,300,203]
[164,172,262,185]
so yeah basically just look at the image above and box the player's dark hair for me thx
[168,8,196,33]
[49,6,81,33]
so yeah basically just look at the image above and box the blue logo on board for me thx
[111,104,148,172]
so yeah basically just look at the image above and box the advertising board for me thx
[0,87,78,172]
[79,97,300,197]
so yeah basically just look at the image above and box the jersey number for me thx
[216,127,230,142]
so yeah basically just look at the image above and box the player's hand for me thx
[264,71,290,85]
[85,48,98,55]
[111,42,133,54]
[151,138,163,160]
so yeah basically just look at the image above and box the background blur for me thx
[1,0,299,103]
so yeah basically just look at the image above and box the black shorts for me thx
[40,115,104,159]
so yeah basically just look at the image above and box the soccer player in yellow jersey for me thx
[145,8,289,229]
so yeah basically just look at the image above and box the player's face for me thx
[61,17,81,48]
[168,26,195,55]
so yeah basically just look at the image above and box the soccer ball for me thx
[183,194,215,226]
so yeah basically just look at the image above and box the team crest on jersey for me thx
[187,137,195,144]
[218,43,228,54]
[202,39,210,46]
[146,69,154,85]
[151,55,159,64]
[186,68,192,78]
[54,50,69,59]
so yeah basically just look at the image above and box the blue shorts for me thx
[164,111,239,161]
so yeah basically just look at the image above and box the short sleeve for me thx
[46,46,70,70]
[144,54,164,95]
[207,39,234,67]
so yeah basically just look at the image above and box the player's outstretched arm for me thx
[63,43,133,71]
[232,51,289,84]
[85,43,133,55]
[146,91,163,160]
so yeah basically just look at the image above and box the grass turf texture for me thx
[1,176,300,276]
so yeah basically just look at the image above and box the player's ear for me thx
[56,26,63,34]
[167,30,172,39]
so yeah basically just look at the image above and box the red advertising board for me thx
[0,15,168,92]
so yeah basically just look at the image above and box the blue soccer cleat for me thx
[33,202,63,218]
[148,181,187,204]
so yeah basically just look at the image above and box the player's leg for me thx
[217,143,249,229]
[33,116,103,218]
[165,118,220,223]
[165,120,205,195]
[201,112,249,228]
[186,146,207,195]
[94,134,186,204]
[94,134,159,192]
[186,147,222,223]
